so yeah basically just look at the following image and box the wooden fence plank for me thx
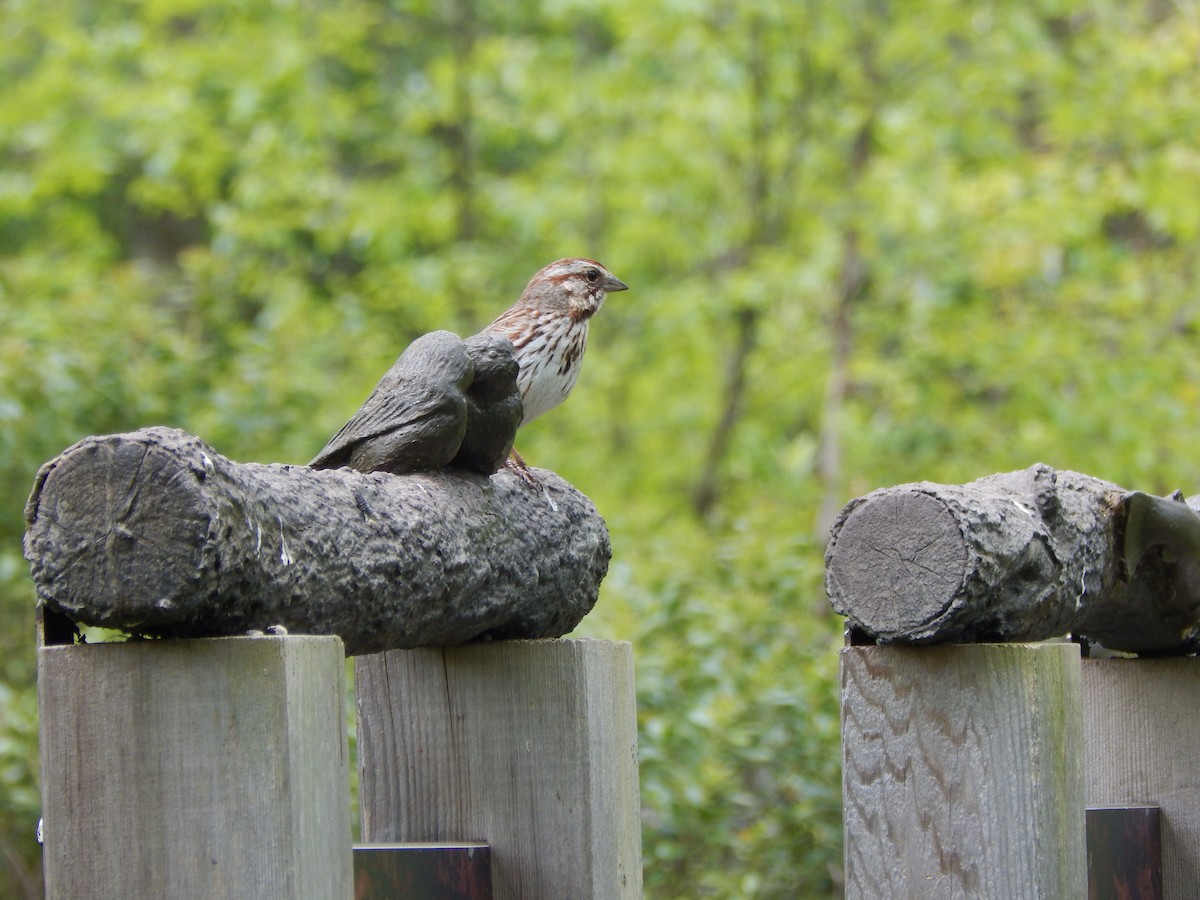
[1083,659,1200,900]
[38,635,352,900]
[841,643,1086,899]
[356,638,642,900]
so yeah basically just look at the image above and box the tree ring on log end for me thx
[826,490,968,638]
[25,435,211,627]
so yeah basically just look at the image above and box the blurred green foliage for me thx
[4,0,1200,896]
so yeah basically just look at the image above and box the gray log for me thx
[825,463,1200,654]
[23,426,610,655]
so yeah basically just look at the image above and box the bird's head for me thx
[522,257,629,319]
[463,333,519,394]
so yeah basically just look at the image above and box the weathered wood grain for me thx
[356,639,642,900]
[840,643,1086,899]
[1083,658,1200,900]
[826,464,1200,653]
[23,426,610,654]
[38,635,352,900]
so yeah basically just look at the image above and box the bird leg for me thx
[505,448,559,510]
[505,447,541,487]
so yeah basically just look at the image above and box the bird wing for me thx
[309,331,474,471]
[309,378,430,467]
[483,304,535,351]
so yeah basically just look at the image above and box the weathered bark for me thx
[24,427,610,656]
[825,463,1200,654]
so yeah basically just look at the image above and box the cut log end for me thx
[825,489,968,638]
[24,432,215,629]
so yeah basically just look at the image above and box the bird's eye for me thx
[585,268,600,283]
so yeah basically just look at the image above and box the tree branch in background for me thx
[449,0,478,245]
[816,100,875,540]
[815,224,866,538]
[693,305,758,519]
[691,14,773,520]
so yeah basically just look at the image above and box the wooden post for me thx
[355,638,642,900]
[1083,659,1200,900]
[841,643,1086,898]
[38,635,353,900]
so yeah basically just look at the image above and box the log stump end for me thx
[826,489,968,639]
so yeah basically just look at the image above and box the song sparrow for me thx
[310,258,626,479]
[481,257,629,475]
[309,330,473,474]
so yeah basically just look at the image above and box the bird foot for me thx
[504,449,558,510]
[505,448,541,487]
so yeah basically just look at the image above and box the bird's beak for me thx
[604,274,629,292]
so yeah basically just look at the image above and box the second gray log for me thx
[825,463,1200,654]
